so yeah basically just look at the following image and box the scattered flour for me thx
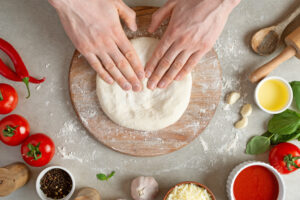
[199,137,209,152]
[57,146,83,163]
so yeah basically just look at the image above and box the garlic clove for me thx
[226,92,241,105]
[235,117,248,129]
[131,176,159,200]
[240,104,252,117]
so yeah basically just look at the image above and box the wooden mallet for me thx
[249,26,300,83]
[0,162,30,197]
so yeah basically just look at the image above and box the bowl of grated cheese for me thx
[163,181,216,200]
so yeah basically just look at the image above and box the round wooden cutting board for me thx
[69,6,222,157]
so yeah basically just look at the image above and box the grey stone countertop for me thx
[0,0,299,199]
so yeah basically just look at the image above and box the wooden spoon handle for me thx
[249,46,296,83]
[277,5,300,32]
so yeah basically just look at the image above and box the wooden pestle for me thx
[73,187,101,200]
[0,162,30,197]
[249,26,300,83]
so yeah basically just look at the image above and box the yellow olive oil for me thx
[258,79,289,111]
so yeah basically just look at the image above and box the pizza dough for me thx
[96,37,192,131]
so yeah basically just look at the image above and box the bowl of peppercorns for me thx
[36,166,75,200]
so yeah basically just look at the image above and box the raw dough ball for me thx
[96,37,192,131]
[131,176,159,200]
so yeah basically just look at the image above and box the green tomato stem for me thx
[3,125,18,137]
[0,90,3,101]
[284,154,300,171]
[22,77,30,99]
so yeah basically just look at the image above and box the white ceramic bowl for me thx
[255,76,293,114]
[36,166,75,200]
[226,161,285,200]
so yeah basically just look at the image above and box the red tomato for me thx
[21,133,55,167]
[269,142,300,174]
[0,83,18,114]
[0,114,30,146]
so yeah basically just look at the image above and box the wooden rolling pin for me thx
[249,26,300,83]
[73,187,101,200]
[0,162,30,197]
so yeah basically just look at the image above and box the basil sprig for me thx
[246,109,300,155]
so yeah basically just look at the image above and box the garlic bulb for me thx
[131,176,159,200]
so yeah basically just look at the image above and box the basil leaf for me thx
[290,81,300,110]
[270,131,300,145]
[107,171,115,179]
[246,136,271,155]
[96,173,107,181]
[268,109,300,135]
[262,131,272,137]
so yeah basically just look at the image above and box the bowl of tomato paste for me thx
[226,161,285,200]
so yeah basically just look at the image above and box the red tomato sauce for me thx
[233,165,279,200]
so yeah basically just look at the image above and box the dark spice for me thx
[40,168,72,199]
[257,30,279,55]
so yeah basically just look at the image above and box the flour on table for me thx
[96,37,192,131]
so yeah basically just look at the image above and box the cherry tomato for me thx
[0,114,30,146]
[0,83,18,114]
[269,142,300,174]
[21,133,55,167]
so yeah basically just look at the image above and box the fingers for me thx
[108,44,142,92]
[98,53,132,91]
[115,0,137,31]
[175,50,205,81]
[147,43,181,90]
[116,33,144,80]
[84,53,114,84]
[157,50,190,88]
[148,1,175,33]
[144,36,174,79]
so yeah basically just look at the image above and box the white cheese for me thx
[166,183,212,200]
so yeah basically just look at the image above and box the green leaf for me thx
[262,131,273,137]
[270,131,300,145]
[246,136,271,155]
[107,171,115,179]
[290,81,300,110]
[268,109,300,135]
[96,173,107,181]
[96,171,115,181]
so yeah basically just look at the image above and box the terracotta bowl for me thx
[163,181,216,200]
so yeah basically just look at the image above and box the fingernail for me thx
[132,83,141,92]
[148,81,156,90]
[175,75,181,81]
[158,81,166,88]
[123,82,131,90]
[145,71,152,78]
[106,77,114,84]
[137,71,144,80]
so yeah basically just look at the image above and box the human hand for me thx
[145,0,240,89]
[49,0,144,91]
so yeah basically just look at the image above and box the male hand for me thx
[145,0,240,89]
[49,0,144,91]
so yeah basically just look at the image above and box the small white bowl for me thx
[226,161,285,200]
[255,76,293,114]
[36,166,75,200]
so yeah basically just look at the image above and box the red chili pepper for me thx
[0,38,43,98]
[0,58,45,84]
